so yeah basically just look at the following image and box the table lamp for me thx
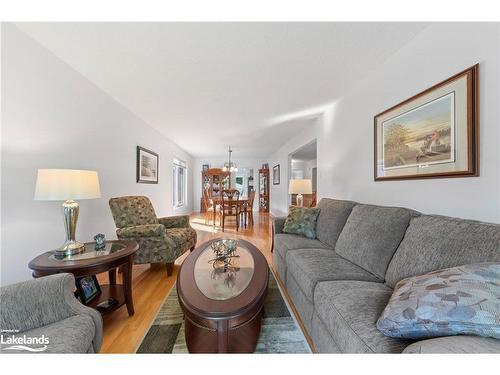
[34,169,101,256]
[288,179,312,207]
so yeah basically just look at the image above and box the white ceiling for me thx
[15,22,429,158]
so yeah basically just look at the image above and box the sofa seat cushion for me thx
[274,233,331,262]
[314,280,411,353]
[1,314,96,353]
[402,336,500,353]
[286,249,380,299]
[385,215,500,288]
[335,204,417,280]
[315,198,357,248]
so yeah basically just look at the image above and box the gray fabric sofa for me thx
[0,273,103,353]
[273,198,500,353]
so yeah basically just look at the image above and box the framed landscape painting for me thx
[137,146,159,183]
[374,65,478,181]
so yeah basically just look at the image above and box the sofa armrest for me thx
[116,223,165,238]
[272,216,287,235]
[158,215,190,228]
[403,336,500,354]
[0,273,103,351]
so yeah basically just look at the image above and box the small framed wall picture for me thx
[202,164,210,171]
[75,275,101,304]
[273,164,280,185]
[137,146,159,184]
[374,64,479,181]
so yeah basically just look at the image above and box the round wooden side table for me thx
[28,240,138,316]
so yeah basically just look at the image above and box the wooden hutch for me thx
[200,168,230,213]
[258,168,269,212]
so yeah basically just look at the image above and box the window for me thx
[173,158,187,209]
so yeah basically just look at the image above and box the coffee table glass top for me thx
[194,241,255,301]
[49,242,127,261]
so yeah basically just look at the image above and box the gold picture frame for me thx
[374,65,478,181]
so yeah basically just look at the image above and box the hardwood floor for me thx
[97,211,274,353]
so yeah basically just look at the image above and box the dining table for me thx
[210,196,249,227]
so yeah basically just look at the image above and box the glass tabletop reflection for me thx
[194,241,255,300]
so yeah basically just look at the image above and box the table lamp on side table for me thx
[288,179,312,207]
[34,169,101,256]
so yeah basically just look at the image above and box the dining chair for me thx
[221,189,240,232]
[203,188,220,226]
[240,190,256,228]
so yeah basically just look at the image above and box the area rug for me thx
[136,269,311,353]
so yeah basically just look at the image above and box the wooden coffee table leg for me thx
[123,258,134,316]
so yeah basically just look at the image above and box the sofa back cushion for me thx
[315,198,357,248]
[335,204,417,280]
[109,195,159,228]
[385,215,500,288]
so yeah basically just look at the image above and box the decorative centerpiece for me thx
[209,239,239,272]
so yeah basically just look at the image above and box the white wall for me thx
[268,123,318,216]
[193,157,264,212]
[316,23,500,222]
[267,23,500,223]
[1,24,194,285]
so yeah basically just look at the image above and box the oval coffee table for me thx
[177,238,269,353]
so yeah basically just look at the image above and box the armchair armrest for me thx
[158,215,190,229]
[0,273,102,351]
[272,216,287,236]
[116,223,165,238]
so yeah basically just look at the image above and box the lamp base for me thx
[296,194,304,207]
[54,240,85,256]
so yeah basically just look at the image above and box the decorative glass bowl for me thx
[209,239,239,270]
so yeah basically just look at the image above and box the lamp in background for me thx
[34,169,101,256]
[289,179,312,207]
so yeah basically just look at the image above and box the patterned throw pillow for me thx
[377,263,500,340]
[282,206,321,239]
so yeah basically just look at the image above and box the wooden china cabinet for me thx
[258,168,269,212]
[200,168,230,213]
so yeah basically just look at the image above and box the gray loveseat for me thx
[0,273,103,353]
[273,198,500,353]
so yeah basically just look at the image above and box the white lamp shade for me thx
[288,179,312,195]
[34,169,101,201]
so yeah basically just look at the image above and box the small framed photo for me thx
[137,146,159,184]
[76,275,101,304]
[202,164,210,171]
[273,164,280,185]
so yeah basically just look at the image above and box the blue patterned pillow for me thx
[377,263,500,340]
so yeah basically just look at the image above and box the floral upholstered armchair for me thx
[109,196,197,276]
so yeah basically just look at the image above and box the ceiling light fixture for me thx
[222,146,238,173]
